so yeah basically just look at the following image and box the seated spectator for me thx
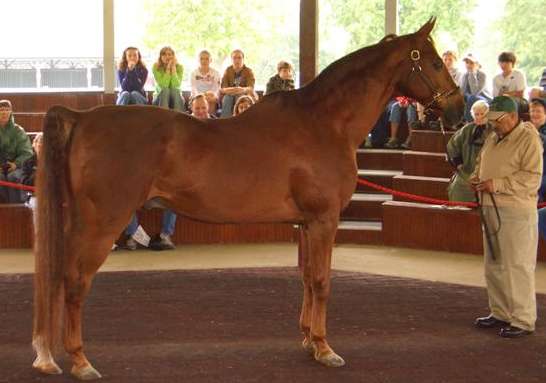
[124,211,177,251]
[385,96,416,149]
[265,61,295,95]
[190,50,221,103]
[364,100,396,148]
[532,98,546,239]
[116,47,148,105]
[530,98,546,198]
[21,133,43,188]
[447,100,492,202]
[529,68,546,100]
[233,95,255,116]
[152,46,185,110]
[204,90,220,117]
[190,94,213,120]
[220,49,255,117]
[459,53,491,121]
[0,100,33,204]
[442,50,462,85]
[492,51,528,114]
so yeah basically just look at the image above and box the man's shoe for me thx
[499,325,533,338]
[475,315,509,329]
[125,237,138,251]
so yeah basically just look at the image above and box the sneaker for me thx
[149,233,176,251]
[125,237,138,251]
[401,137,411,149]
[364,139,373,148]
[384,138,400,149]
[111,243,119,252]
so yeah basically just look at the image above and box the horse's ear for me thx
[416,17,436,37]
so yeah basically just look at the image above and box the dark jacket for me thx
[265,74,295,95]
[118,65,148,96]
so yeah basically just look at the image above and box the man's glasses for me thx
[488,113,507,123]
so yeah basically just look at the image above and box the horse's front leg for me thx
[299,225,314,354]
[307,216,345,367]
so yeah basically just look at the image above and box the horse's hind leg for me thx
[307,217,345,367]
[64,228,117,380]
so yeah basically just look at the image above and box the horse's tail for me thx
[33,105,77,352]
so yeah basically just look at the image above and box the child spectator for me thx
[265,61,295,95]
[190,94,212,120]
[116,47,148,105]
[191,50,221,101]
[492,52,528,114]
[152,46,184,110]
[220,49,255,117]
[233,95,255,116]
[442,50,462,85]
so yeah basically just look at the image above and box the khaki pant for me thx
[482,206,537,331]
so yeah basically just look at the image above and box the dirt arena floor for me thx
[1,268,545,383]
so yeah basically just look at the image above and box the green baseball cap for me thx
[488,96,518,120]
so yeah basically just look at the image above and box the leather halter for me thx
[409,49,459,114]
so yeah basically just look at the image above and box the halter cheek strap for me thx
[409,49,459,114]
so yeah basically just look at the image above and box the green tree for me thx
[497,0,546,86]
[320,0,477,71]
[143,0,300,87]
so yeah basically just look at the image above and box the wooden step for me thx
[356,169,402,193]
[391,175,450,202]
[402,151,454,178]
[356,149,403,171]
[1,92,116,113]
[341,193,391,221]
[409,130,454,153]
[382,200,482,254]
[0,204,33,248]
[335,220,383,245]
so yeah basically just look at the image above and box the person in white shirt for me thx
[190,50,221,102]
[492,52,528,114]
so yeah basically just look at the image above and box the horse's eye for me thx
[433,59,443,71]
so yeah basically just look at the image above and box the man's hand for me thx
[473,179,494,193]
[7,161,16,173]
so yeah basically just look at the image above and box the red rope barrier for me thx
[0,180,35,192]
[357,177,546,209]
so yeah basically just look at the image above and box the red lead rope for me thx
[356,178,546,209]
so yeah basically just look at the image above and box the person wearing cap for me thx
[459,53,491,122]
[492,52,528,115]
[0,100,33,204]
[471,96,543,338]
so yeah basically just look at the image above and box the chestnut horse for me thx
[33,19,463,379]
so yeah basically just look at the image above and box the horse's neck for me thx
[303,46,404,149]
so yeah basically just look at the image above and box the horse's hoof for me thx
[315,351,346,367]
[71,365,102,381]
[302,338,314,355]
[33,360,63,375]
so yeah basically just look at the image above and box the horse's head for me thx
[395,18,464,128]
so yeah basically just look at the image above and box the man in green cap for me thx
[0,99,33,203]
[471,95,543,338]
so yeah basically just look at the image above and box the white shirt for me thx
[492,69,527,97]
[190,67,221,97]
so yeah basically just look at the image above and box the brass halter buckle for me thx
[410,50,421,61]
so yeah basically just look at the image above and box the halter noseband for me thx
[409,49,459,114]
